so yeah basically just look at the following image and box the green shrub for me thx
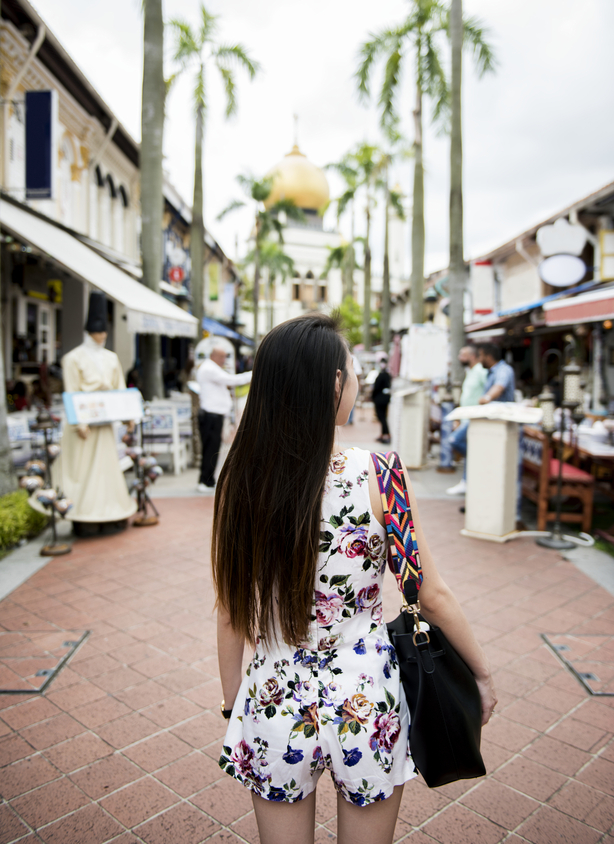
[0,490,48,552]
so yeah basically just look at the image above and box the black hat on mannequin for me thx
[85,291,108,333]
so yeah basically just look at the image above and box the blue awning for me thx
[497,280,600,318]
[202,316,254,346]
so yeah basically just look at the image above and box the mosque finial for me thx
[293,113,299,148]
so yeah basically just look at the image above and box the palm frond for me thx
[199,4,219,46]
[217,64,237,117]
[378,42,403,132]
[216,198,245,221]
[355,28,399,101]
[462,15,497,77]
[422,34,449,128]
[215,43,261,79]
[169,19,200,65]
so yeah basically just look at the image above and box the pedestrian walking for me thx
[371,356,392,444]
[212,313,496,844]
[195,345,251,491]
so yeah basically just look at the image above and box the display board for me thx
[400,324,449,382]
[63,388,144,425]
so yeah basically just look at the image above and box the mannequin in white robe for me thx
[53,333,137,530]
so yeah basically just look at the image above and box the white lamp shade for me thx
[538,254,586,287]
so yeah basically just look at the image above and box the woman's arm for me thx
[369,460,497,724]
[217,603,245,712]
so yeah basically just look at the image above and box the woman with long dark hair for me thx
[212,314,496,844]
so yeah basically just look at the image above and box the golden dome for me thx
[264,145,330,212]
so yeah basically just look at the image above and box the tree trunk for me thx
[267,269,274,334]
[382,168,391,353]
[449,0,465,385]
[347,199,356,300]
[140,0,165,400]
[253,235,261,346]
[363,190,372,349]
[191,93,205,333]
[410,80,425,325]
[0,246,17,496]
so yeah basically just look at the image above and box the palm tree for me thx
[171,5,259,332]
[0,274,16,494]
[325,154,359,300]
[382,178,406,353]
[257,241,295,333]
[320,242,357,302]
[349,143,384,349]
[218,175,303,344]
[357,0,449,326]
[140,0,165,399]
[448,0,495,382]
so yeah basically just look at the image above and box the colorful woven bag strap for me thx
[371,451,423,607]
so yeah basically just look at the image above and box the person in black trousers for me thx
[372,357,392,444]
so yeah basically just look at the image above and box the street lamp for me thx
[536,348,584,550]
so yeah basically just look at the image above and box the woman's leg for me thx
[336,785,404,844]
[252,790,317,844]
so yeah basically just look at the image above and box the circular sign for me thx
[168,266,185,283]
[538,254,586,287]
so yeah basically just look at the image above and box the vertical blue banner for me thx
[25,91,53,200]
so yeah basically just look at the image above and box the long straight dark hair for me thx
[212,313,349,646]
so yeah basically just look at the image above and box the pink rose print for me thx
[315,591,344,626]
[339,523,369,558]
[369,710,401,753]
[356,584,380,612]
[259,678,284,708]
[231,739,256,776]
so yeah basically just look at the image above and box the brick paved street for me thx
[1,419,614,842]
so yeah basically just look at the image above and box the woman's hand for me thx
[474,672,498,726]
[76,424,90,440]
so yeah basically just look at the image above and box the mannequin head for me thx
[85,291,108,334]
[89,332,107,346]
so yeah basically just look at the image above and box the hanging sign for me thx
[25,91,57,200]
[168,266,185,283]
[63,388,144,426]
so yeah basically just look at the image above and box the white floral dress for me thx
[219,447,416,805]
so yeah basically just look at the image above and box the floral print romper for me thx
[219,447,416,805]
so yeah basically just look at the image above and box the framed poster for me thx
[400,324,450,382]
[63,388,144,425]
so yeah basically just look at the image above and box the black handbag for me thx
[371,451,486,789]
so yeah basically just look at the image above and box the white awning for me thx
[0,198,197,338]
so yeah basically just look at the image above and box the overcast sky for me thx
[33,0,614,276]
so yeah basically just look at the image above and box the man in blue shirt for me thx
[478,344,516,404]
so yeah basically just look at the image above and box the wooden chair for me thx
[521,426,594,533]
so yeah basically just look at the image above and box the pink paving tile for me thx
[502,698,560,732]
[0,733,34,765]
[134,802,220,844]
[0,696,60,730]
[71,695,131,728]
[548,779,610,823]
[141,696,201,728]
[576,756,614,796]
[517,805,602,844]
[122,731,192,772]
[37,803,124,844]
[0,803,29,844]
[113,681,171,710]
[171,711,227,748]
[523,734,592,777]
[96,711,160,749]
[494,757,568,802]
[155,750,223,796]
[422,803,506,844]
[10,776,89,828]
[100,776,179,827]
[69,753,143,799]
[43,731,113,773]
[548,715,611,753]
[460,778,539,829]
[191,776,256,824]
[20,712,86,749]
[0,753,60,799]
[481,715,537,752]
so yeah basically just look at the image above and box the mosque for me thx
[237,140,408,341]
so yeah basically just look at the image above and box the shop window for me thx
[319,285,327,302]
[306,270,314,279]
[292,283,301,301]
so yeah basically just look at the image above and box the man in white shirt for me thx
[196,346,252,491]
